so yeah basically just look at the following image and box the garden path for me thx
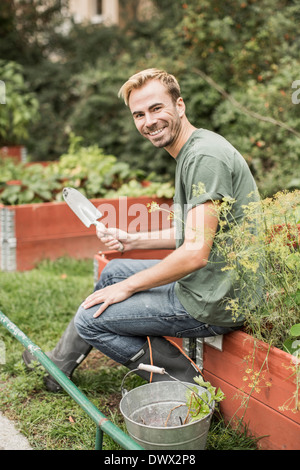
[0,412,32,450]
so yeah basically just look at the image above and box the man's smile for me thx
[147,126,166,136]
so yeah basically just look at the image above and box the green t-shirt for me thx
[174,128,261,327]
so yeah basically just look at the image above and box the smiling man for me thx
[73,69,261,384]
[23,69,261,390]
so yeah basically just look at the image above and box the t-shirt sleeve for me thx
[183,154,233,207]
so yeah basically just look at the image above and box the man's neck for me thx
[165,120,197,158]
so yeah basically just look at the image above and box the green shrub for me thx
[0,60,39,145]
[0,134,174,205]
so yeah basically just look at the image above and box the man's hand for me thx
[82,280,133,318]
[96,223,137,252]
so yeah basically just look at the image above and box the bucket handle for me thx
[121,363,214,412]
[121,364,164,396]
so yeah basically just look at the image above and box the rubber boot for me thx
[124,336,201,384]
[22,317,92,392]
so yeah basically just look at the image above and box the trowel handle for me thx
[121,363,166,396]
[138,364,166,375]
[94,221,124,253]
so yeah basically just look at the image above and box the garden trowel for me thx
[62,187,124,251]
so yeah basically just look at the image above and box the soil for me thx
[78,349,122,414]
[79,349,119,370]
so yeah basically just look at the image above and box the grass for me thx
[0,257,260,450]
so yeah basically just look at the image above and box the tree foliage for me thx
[0,60,39,144]
[0,0,299,195]
[175,0,300,195]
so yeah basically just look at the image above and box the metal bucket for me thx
[120,370,214,450]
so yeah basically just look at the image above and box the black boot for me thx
[125,336,201,384]
[22,317,92,392]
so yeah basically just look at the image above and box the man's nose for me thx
[144,112,158,128]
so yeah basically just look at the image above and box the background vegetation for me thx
[0,134,174,205]
[0,0,299,196]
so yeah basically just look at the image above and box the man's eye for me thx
[153,106,162,112]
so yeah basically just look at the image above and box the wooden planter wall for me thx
[0,146,27,163]
[202,331,299,450]
[0,196,173,271]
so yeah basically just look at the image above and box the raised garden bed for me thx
[0,146,27,163]
[0,196,173,271]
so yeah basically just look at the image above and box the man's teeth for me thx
[149,128,164,136]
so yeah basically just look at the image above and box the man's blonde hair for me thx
[118,68,181,106]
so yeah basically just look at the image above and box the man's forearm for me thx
[125,202,218,295]
[131,227,176,250]
[124,240,207,295]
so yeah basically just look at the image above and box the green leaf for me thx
[290,323,300,337]
[283,338,300,357]
[286,253,300,271]
[185,376,225,423]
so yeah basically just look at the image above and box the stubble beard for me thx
[145,117,182,149]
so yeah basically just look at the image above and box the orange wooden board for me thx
[203,331,300,424]
[204,370,300,450]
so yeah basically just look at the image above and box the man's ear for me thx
[176,97,185,117]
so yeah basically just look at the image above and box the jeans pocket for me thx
[176,322,242,338]
[175,322,209,338]
[205,324,242,336]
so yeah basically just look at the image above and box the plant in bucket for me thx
[120,364,225,450]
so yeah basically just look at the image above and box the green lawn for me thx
[0,257,259,450]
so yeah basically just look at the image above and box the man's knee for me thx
[74,306,86,338]
[95,258,131,290]
[75,302,109,341]
[74,305,96,342]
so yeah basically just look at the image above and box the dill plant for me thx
[210,189,300,349]
[149,188,300,350]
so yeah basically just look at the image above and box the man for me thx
[23,69,260,390]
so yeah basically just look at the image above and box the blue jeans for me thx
[74,259,240,364]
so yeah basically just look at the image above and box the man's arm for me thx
[96,226,177,251]
[84,202,218,317]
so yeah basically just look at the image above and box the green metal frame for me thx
[0,311,143,451]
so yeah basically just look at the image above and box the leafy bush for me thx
[0,60,39,145]
[283,323,300,359]
[1,1,299,195]
[0,134,174,205]
[175,0,300,196]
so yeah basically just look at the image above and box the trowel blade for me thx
[62,187,102,228]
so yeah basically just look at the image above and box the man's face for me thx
[128,79,184,149]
